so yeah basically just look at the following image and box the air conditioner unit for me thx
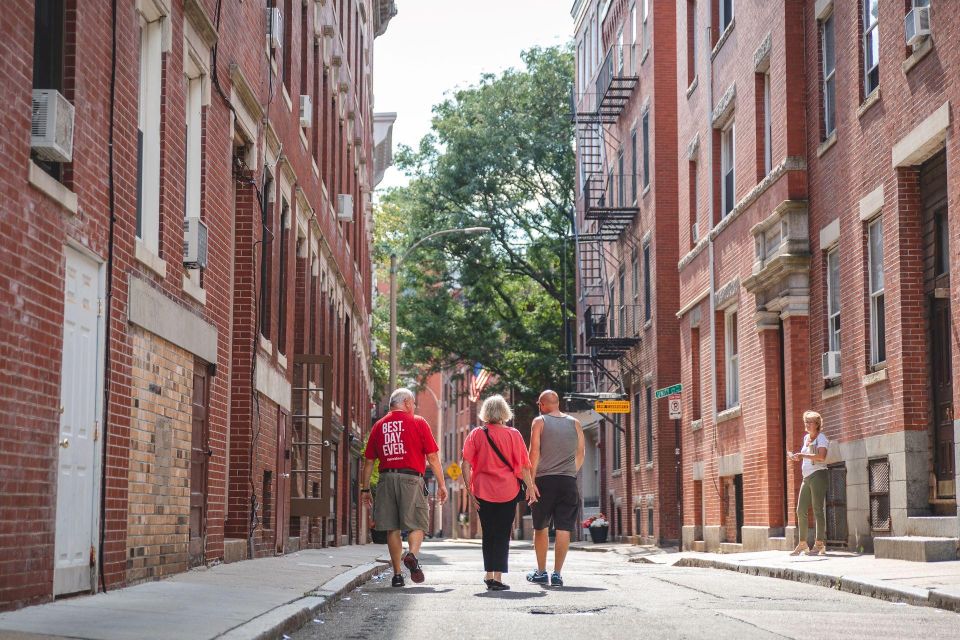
[822,351,841,380]
[31,89,75,163]
[905,6,931,46]
[266,7,283,50]
[299,95,312,128]
[183,217,209,270]
[337,194,354,222]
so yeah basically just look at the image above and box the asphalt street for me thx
[290,541,960,639]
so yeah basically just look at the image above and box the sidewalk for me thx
[0,546,388,640]
[654,550,960,613]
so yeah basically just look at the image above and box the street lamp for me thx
[389,226,491,391]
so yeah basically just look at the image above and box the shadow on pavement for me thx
[395,587,455,594]
[474,590,547,600]
[539,586,607,593]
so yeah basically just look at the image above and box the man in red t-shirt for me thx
[361,388,447,587]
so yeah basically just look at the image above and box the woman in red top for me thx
[461,395,539,591]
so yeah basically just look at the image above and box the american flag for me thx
[468,362,491,403]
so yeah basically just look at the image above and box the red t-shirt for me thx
[364,410,438,474]
[462,424,531,503]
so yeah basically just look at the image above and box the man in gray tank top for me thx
[526,390,584,587]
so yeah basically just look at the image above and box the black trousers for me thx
[476,497,517,572]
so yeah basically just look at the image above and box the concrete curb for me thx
[674,557,960,614]
[216,561,390,640]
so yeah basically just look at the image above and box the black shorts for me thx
[531,475,580,532]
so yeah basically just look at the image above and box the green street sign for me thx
[655,384,682,399]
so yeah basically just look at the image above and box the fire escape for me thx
[567,45,640,407]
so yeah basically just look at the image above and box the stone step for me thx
[223,538,248,564]
[690,540,706,552]
[719,542,744,554]
[874,536,959,562]
[906,516,959,538]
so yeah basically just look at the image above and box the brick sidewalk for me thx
[0,546,387,640]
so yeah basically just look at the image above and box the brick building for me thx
[0,0,395,610]
[802,0,958,558]
[570,0,681,545]
[675,0,811,553]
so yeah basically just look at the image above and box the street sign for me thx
[446,462,462,480]
[594,400,631,413]
[668,397,682,420]
[655,383,682,399]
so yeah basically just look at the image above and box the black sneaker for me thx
[526,569,549,584]
[403,551,424,583]
[485,579,510,591]
[550,571,563,587]
[391,574,405,588]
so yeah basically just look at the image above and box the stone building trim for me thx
[754,33,772,72]
[127,277,218,363]
[712,83,736,129]
[892,101,950,167]
[858,185,884,221]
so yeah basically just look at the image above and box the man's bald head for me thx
[538,390,560,412]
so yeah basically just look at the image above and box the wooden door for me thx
[275,408,290,553]
[931,297,954,497]
[189,362,210,567]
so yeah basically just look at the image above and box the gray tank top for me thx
[536,414,578,478]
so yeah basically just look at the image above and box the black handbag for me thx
[481,426,526,502]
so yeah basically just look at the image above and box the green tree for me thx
[375,45,575,404]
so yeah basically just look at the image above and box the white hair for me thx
[479,394,513,424]
[389,388,415,408]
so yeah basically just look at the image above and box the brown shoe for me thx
[789,542,809,556]
[808,541,826,556]
[403,551,424,583]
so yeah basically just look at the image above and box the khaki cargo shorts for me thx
[373,472,429,532]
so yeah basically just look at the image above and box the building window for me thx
[725,310,739,407]
[184,71,203,221]
[721,122,735,217]
[630,3,637,71]
[645,385,653,463]
[282,0,293,89]
[647,507,654,538]
[617,148,625,206]
[642,111,650,188]
[262,470,273,528]
[277,203,290,354]
[720,0,733,32]
[862,0,879,96]
[631,247,639,334]
[642,0,650,54]
[137,15,164,254]
[821,11,836,137]
[631,129,638,203]
[260,172,275,340]
[687,0,697,86]
[32,0,68,181]
[868,218,885,365]
[691,325,701,420]
[633,390,642,457]
[762,72,772,176]
[826,247,840,352]
[643,242,651,322]
[617,28,624,73]
[613,416,622,471]
[689,160,698,246]
[618,266,626,333]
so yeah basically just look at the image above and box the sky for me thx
[372,0,574,191]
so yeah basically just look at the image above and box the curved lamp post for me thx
[389,226,491,391]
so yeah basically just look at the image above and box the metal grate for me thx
[825,464,848,545]
[869,458,891,532]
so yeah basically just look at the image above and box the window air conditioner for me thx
[337,194,354,222]
[905,6,931,46]
[183,217,209,270]
[31,89,75,163]
[822,351,841,380]
[299,95,313,128]
[266,7,283,50]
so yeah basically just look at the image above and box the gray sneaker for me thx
[526,569,549,584]
[550,571,563,587]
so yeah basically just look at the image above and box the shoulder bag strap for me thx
[481,426,513,470]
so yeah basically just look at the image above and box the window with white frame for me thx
[618,266,626,335]
[577,40,584,98]
[613,415,622,470]
[725,310,739,407]
[821,11,836,137]
[631,129,638,202]
[643,241,651,322]
[763,72,772,175]
[630,3,637,71]
[184,66,203,222]
[631,247,639,334]
[862,0,879,96]
[720,0,733,32]
[618,147,625,206]
[868,218,886,365]
[617,28,624,73]
[827,247,840,353]
[137,16,164,254]
[642,111,650,188]
[721,122,735,217]
[642,0,650,53]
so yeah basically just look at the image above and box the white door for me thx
[54,247,103,595]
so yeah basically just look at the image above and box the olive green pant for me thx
[797,469,828,542]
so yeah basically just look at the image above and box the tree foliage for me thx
[374,46,575,403]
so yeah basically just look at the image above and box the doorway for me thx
[189,360,210,567]
[275,408,291,553]
[55,247,104,595]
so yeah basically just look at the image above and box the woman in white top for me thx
[787,410,829,555]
